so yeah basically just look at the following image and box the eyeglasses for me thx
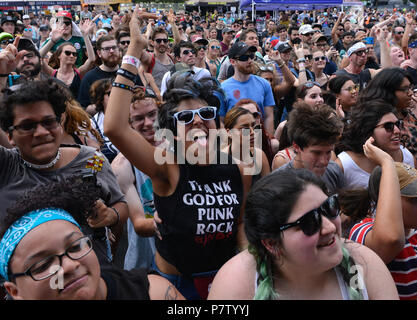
[101,46,118,52]
[182,49,196,56]
[354,49,368,56]
[9,236,93,281]
[197,45,207,51]
[344,84,359,93]
[236,53,255,62]
[314,56,326,62]
[155,38,169,44]
[210,45,220,50]
[64,50,77,57]
[279,195,340,236]
[8,117,60,135]
[131,109,158,124]
[173,106,217,125]
[397,85,413,93]
[375,120,404,132]
[119,40,130,46]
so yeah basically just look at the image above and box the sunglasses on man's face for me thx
[155,38,169,44]
[0,38,13,45]
[197,45,207,51]
[60,19,71,26]
[395,31,404,35]
[314,56,326,62]
[119,40,130,46]
[236,53,255,61]
[375,120,404,133]
[64,50,77,57]
[279,194,340,236]
[182,49,196,56]
[173,106,217,125]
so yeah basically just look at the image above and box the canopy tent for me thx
[239,0,343,10]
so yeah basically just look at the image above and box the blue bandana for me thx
[409,41,417,49]
[0,208,80,281]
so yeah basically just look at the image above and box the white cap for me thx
[22,14,30,20]
[299,24,314,35]
[347,42,367,57]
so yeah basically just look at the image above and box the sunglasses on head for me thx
[182,49,196,55]
[304,81,321,89]
[155,38,169,44]
[279,194,340,236]
[259,64,274,71]
[64,50,77,57]
[314,56,326,62]
[173,106,217,125]
[236,53,255,61]
[375,119,404,132]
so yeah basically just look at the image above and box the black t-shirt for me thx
[334,68,372,90]
[101,266,151,300]
[77,66,144,108]
[154,156,243,276]
[406,66,417,85]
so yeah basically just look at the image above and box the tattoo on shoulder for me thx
[165,285,178,300]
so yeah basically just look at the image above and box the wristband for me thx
[109,207,120,228]
[112,82,135,92]
[299,69,306,72]
[296,58,306,63]
[122,55,140,69]
[116,68,137,82]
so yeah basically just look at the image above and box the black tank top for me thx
[154,157,243,276]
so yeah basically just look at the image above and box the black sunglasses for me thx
[305,54,313,60]
[155,38,169,44]
[64,50,77,57]
[279,194,340,236]
[314,56,326,62]
[236,53,255,61]
[8,117,61,135]
[182,49,196,55]
[61,20,71,26]
[119,40,130,45]
[375,120,404,132]
[0,38,13,45]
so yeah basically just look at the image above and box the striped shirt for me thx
[349,218,417,300]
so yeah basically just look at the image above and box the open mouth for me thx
[317,237,335,248]
[193,130,208,147]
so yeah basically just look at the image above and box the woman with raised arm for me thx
[104,7,252,301]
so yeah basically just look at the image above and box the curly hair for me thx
[0,79,68,134]
[1,174,103,239]
[89,78,113,113]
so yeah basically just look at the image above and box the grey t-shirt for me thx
[274,160,345,195]
[0,145,126,265]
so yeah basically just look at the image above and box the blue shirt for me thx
[220,75,276,117]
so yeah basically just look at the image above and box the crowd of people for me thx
[1,3,417,300]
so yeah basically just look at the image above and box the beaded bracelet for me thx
[112,82,134,92]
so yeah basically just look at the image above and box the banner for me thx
[81,0,131,4]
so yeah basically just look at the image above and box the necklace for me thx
[22,149,61,170]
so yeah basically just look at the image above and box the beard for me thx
[236,62,254,75]
[101,54,120,68]
[16,61,41,78]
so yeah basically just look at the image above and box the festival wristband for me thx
[116,68,137,82]
[122,55,140,69]
[112,82,134,92]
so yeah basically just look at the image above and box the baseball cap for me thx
[56,10,72,20]
[190,34,209,45]
[0,32,13,41]
[299,24,314,35]
[228,41,257,59]
[278,42,292,53]
[17,38,38,54]
[22,15,30,20]
[1,16,16,26]
[222,27,234,34]
[39,24,49,31]
[347,42,367,57]
[102,22,112,29]
[369,162,417,200]
[312,33,328,44]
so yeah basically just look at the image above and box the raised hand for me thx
[129,5,158,49]
[0,36,25,75]
[79,19,95,36]
[363,136,392,166]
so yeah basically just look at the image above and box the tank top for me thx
[339,146,415,190]
[153,157,243,276]
[254,267,369,300]
[53,68,82,98]
[152,57,173,90]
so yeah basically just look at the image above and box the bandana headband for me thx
[0,208,80,281]
[347,42,367,57]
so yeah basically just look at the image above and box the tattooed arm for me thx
[147,274,185,300]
